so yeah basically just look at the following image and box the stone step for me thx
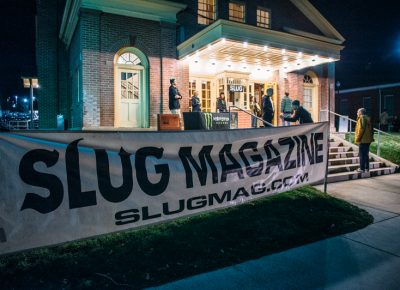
[329,151,359,159]
[329,141,344,147]
[329,146,353,153]
[327,167,396,183]
[328,157,375,166]
[328,162,382,174]
[329,157,359,166]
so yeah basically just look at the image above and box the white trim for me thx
[60,0,186,47]
[339,83,400,94]
[177,19,344,60]
[283,27,343,45]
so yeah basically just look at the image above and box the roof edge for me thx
[290,0,345,43]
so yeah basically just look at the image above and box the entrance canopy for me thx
[178,20,344,79]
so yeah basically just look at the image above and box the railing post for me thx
[377,130,381,157]
[348,119,352,143]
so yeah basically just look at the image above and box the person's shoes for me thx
[355,168,364,173]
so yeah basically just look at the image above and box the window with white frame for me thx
[198,0,216,25]
[117,53,142,65]
[257,7,270,28]
[303,74,314,111]
[229,2,245,23]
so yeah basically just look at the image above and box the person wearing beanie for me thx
[280,92,293,126]
[169,78,182,117]
[280,99,313,124]
[354,108,374,173]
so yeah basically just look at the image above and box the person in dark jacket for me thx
[216,92,227,112]
[281,100,313,124]
[191,90,201,112]
[169,78,182,116]
[261,89,274,126]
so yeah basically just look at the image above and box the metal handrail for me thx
[229,105,275,127]
[321,109,400,156]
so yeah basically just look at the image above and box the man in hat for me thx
[169,78,182,117]
[281,99,313,124]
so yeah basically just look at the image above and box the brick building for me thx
[336,82,400,128]
[36,0,344,129]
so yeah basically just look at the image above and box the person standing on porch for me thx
[191,90,201,112]
[355,108,374,173]
[250,95,261,128]
[280,92,293,126]
[261,90,274,127]
[216,92,227,113]
[169,78,182,117]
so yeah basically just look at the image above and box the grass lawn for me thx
[0,186,372,290]
[347,132,400,165]
[370,132,400,165]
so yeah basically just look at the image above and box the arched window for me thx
[117,53,142,65]
[303,74,313,84]
[114,48,149,128]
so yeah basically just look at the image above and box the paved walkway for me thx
[149,174,400,290]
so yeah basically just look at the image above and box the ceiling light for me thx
[281,49,286,54]
[243,42,248,48]
[263,46,268,51]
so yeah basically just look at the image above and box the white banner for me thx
[0,123,328,255]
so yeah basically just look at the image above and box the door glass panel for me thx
[121,72,127,100]
[303,88,312,111]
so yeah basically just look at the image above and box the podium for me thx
[157,114,181,131]
[183,112,238,130]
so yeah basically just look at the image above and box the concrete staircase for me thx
[327,135,398,183]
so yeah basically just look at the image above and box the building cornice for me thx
[177,19,344,60]
[59,0,186,47]
[283,27,343,45]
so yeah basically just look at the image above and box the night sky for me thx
[0,0,399,107]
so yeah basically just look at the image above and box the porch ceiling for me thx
[178,19,343,75]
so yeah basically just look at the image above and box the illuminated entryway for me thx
[114,48,149,128]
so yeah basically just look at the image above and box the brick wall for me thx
[175,0,326,44]
[81,10,101,128]
[36,0,59,129]
[75,12,188,128]
[69,23,83,129]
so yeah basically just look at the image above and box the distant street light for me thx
[22,77,39,129]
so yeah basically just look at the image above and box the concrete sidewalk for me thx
[149,174,400,290]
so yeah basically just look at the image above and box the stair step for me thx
[329,157,359,166]
[329,152,359,159]
[329,141,344,147]
[327,167,396,183]
[328,157,375,166]
[329,146,353,153]
[328,162,382,174]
